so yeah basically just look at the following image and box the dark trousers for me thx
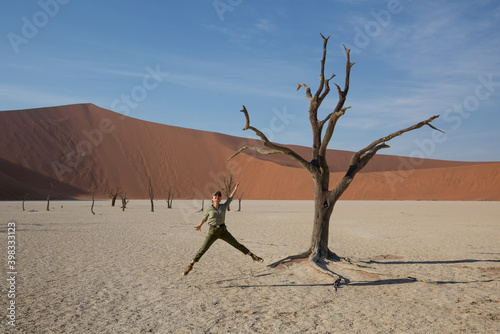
[193,225,250,262]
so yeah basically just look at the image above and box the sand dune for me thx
[0,103,499,200]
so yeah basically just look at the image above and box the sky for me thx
[1,0,500,162]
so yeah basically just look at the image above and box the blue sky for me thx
[1,0,500,162]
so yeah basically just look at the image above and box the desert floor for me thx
[1,200,499,333]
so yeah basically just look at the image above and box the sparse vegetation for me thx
[22,192,30,211]
[91,190,96,215]
[237,192,243,212]
[148,176,154,212]
[120,193,129,212]
[166,188,174,209]
[108,187,121,207]
[216,169,236,211]
[46,183,54,211]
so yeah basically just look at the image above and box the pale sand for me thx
[1,200,499,333]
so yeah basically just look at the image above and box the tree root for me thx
[267,251,310,268]
[268,250,435,290]
[268,251,348,291]
[308,256,348,292]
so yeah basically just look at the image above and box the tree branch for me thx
[318,45,355,158]
[228,106,312,172]
[314,34,330,102]
[342,45,356,93]
[351,115,442,165]
[297,83,313,101]
[330,115,442,202]
[315,34,338,107]
[319,106,351,127]
[226,145,281,162]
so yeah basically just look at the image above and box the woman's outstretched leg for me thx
[219,228,263,262]
[184,230,218,276]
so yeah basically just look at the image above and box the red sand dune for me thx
[0,103,499,201]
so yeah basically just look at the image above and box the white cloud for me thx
[373,2,500,80]
[255,19,273,32]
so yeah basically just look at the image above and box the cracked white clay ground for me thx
[1,200,499,333]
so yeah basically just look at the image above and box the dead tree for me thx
[22,192,30,212]
[91,190,96,215]
[198,199,204,212]
[108,187,121,207]
[228,34,442,281]
[120,193,129,212]
[215,169,236,211]
[148,176,154,212]
[166,188,174,209]
[237,192,244,212]
[46,183,54,211]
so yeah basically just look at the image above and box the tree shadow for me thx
[346,257,500,287]
[221,276,496,290]
[216,257,500,290]
[222,277,414,289]
[222,283,334,289]
[338,277,418,286]
[365,258,500,265]
[348,278,495,286]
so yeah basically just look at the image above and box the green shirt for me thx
[202,197,233,227]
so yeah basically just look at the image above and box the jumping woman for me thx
[183,183,263,276]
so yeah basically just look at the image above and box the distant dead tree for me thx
[148,176,154,212]
[237,192,244,212]
[198,199,204,212]
[46,183,54,211]
[108,187,121,207]
[120,193,129,212]
[166,188,174,209]
[22,192,30,212]
[216,169,236,211]
[227,34,442,284]
[91,190,96,215]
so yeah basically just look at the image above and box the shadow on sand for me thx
[366,258,500,265]
[217,258,499,289]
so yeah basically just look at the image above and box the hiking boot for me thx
[250,253,264,263]
[183,263,194,276]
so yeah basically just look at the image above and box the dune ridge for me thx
[0,103,498,200]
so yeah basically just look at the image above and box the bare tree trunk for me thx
[309,184,334,259]
[91,190,96,215]
[148,176,154,212]
[121,193,129,212]
[22,192,30,212]
[108,187,121,207]
[166,188,174,209]
[237,193,243,212]
[216,169,235,211]
[46,183,53,211]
